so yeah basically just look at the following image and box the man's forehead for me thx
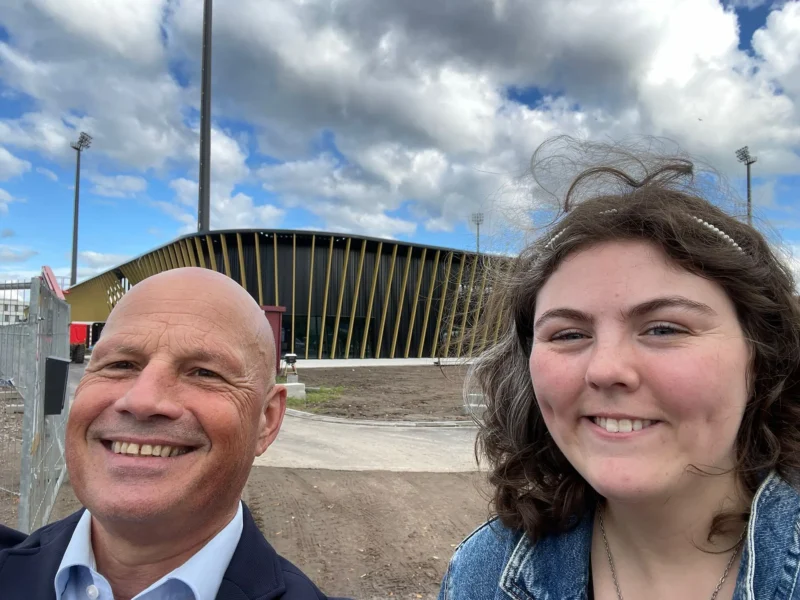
[98,319,255,363]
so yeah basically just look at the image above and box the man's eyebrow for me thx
[533,296,717,331]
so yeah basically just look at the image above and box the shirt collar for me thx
[54,502,244,600]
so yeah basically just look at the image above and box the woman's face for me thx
[529,240,750,502]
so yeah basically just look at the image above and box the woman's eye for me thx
[645,324,684,336]
[550,330,587,341]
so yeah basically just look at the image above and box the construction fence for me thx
[0,270,71,533]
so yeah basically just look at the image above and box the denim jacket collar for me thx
[501,472,800,600]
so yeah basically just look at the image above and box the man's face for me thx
[65,279,283,527]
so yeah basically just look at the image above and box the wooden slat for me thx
[456,254,479,358]
[205,235,218,271]
[273,234,280,305]
[360,242,383,359]
[185,238,197,267]
[194,237,206,268]
[318,236,335,359]
[444,254,467,355]
[430,252,454,358]
[345,239,367,359]
[416,250,440,358]
[468,257,490,357]
[375,243,398,359]
[291,235,296,354]
[330,237,352,359]
[220,234,232,277]
[390,245,414,358]
[404,248,427,358]
[236,233,247,289]
[304,235,316,360]
[254,233,263,305]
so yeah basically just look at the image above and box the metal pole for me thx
[70,149,81,287]
[476,222,480,254]
[746,161,752,226]
[197,0,213,233]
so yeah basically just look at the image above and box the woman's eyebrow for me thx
[533,296,716,331]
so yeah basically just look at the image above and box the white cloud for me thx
[88,174,147,198]
[78,250,130,269]
[0,188,17,215]
[36,166,58,181]
[2,0,800,246]
[0,244,37,264]
[0,146,31,180]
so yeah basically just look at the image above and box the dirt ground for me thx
[0,383,23,528]
[296,365,473,421]
[50,467,489,599]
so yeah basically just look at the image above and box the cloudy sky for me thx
[0,0,798,283]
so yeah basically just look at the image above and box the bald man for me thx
[0,268,342,600]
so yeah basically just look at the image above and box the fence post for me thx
[17,276,39,533]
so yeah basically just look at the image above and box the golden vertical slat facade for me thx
[330,237,351,359]
[468,257,490,356]
[318,236,335,360]
[273,234,280,306]
[375,243,399,359]
[456,254,479,358]
[254,233,264,306]
[236,233,247,289]
[390,245,414,358]
[220,234,232,277]
[305,235,316,360]
[344,239,367,359]
[430,252,454,358]
[291,235,296,354]
[65,230,510,359]
[360,241,383,359]
[194,237,206,268]
[205,235,218,271]
[444,254,467,354]
[416,249,440,358]
[404,248,427,358]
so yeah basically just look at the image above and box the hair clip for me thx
[688,216,744,253]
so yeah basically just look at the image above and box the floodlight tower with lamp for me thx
[70,132,92,287]
[471,212,484,254]
[736,145,757,226]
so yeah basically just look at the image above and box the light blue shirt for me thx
[54,502,243,600]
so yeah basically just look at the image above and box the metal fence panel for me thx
[0,273,71,532]
[0,279,33,527]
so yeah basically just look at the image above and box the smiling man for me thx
[0,267,338,600]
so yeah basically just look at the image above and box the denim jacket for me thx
[439,472,800,600]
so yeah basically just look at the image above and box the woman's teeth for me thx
[110,441,190,457]
[591,417,655,433]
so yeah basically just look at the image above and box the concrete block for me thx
[284,382,306,401]
[4,403,23,414]
[287,373,299,383]
[462,404,486,417]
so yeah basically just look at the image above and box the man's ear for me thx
[255,384,287,456]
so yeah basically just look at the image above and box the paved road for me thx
[69,364,479,473]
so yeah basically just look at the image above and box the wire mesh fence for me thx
[0,272,71,532]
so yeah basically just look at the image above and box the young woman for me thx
[440,142,800,599]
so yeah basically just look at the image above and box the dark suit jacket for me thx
[0,503,345,600]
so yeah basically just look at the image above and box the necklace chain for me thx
[597,509,746,600]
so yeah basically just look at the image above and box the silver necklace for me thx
[597,509,746,600]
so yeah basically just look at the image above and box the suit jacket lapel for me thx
[0,510,83,600]
[216,503,285,600]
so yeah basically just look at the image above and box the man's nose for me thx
[113,363,184,421]
[584,335,641,392]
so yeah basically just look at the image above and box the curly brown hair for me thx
[470,137,800,543]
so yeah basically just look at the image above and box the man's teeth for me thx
[111,441,190,457]
[592,417,654,433]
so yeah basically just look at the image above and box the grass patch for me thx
[286,386,345,412]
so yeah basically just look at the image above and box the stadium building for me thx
[66,230,505,359]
